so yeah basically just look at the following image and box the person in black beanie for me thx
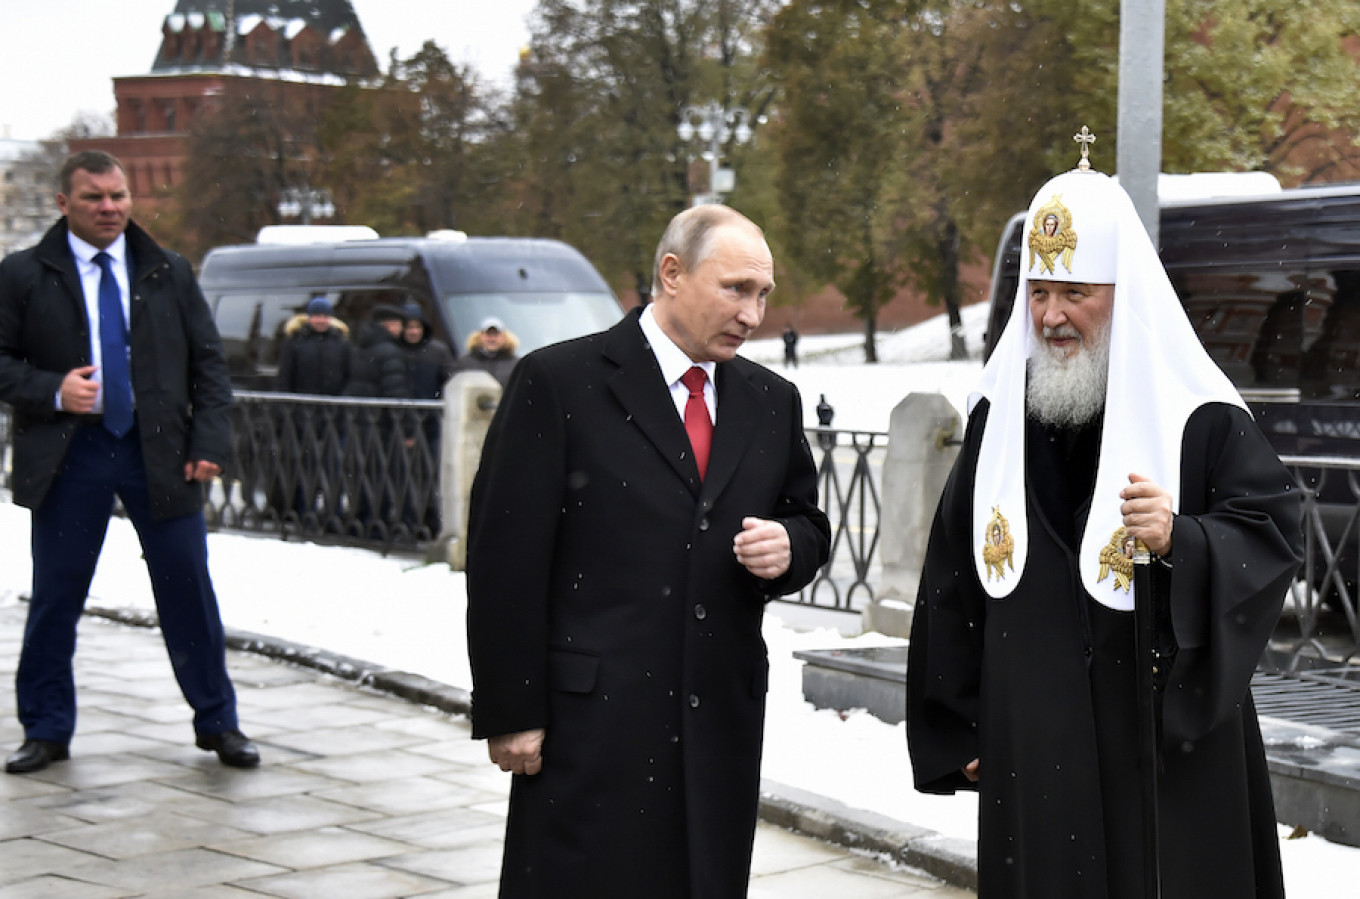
[344,303,416,538]
[346,304,413,399]
[399,303,454,536]
[275,294,351,396]
[400,302,455,400]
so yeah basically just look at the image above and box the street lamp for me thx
[277,185,335,225]
[676,101,754,206]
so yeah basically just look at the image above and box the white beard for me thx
[1026,322,1110,428]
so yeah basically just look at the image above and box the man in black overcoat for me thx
[466,205,831,898]
[0,151,257,773]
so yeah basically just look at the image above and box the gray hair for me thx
[651,205,763,298]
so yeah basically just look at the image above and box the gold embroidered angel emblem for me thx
[982,507,1015,582]
[1027,194,1078,275]
[1096,526,1137,593]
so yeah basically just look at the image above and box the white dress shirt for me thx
[62,231,131,413]
[639,304,716,424]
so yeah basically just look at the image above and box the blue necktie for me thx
[94,251,134,437]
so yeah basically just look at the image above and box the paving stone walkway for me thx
[0,604,972,898]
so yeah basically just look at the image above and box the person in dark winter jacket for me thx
[400,302,455,399]
[272,295,351,525]
[0,150,258,774]
[275,295,351,395]
[346,304,414,399]
[451,316,520,388]
[345,304,416,538]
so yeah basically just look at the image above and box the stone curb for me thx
[758,779,978,890]
[84,605,474,717]
[83,605,979,894]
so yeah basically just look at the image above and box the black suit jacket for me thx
[466,308,830,897]
[0,218,233,519]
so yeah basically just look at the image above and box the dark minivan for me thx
[199,231,625,388]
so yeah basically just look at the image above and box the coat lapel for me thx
[603,313,705,494]
[35,223,93,358]
[702,361,758,502]
[124,221,164,331]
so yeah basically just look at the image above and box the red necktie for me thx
[680,366,712,479]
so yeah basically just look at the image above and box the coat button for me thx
[689,694,700,708]
[694,604,707,620]
[698,517,710,531]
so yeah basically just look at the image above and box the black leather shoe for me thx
[5,739,70,774]
[195,730,261,768]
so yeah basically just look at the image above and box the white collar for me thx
[67,231,127,270]
[639,304,716,386]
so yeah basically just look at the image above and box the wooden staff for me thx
[1132,537,1162,898]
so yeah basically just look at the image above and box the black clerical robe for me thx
[908,400,1301,898]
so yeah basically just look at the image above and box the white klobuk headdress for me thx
[970,128,1246,610]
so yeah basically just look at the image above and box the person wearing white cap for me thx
[452,314,520,387]
[907,131,1302,898]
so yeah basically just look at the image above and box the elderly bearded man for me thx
[907,139,1302,898]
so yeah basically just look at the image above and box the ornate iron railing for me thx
[0,399,888,584]
[1279,456,1360,667]
[10,397,1359,664]
[211,392,445,554]
[791,427,888,612]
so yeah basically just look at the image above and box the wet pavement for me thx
[0,603,973,897]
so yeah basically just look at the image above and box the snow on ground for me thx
[0,306,1354,893]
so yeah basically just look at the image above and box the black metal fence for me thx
[0,394,446,555]
[4,398,1359,664]
[1279,456,1360,667]
[209,392,446,553]
[793,428,887,612]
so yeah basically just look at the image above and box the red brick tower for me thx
[69,1,379,220]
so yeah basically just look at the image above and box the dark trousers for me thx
[16,422,238,743]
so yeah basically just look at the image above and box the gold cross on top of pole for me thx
[1074,125,1097,171]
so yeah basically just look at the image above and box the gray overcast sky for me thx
[0,0,536,142]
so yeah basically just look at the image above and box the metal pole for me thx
[709,117,720,201]
[1118,0,1165,246]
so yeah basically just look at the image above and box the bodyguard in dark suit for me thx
[466,205,831,897]
[0,151,258,774]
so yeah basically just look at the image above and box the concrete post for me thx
[865,393,962,637]
[437,370,501,569]
[1118,0,1165,245]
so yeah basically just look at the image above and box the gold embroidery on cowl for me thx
[1096,526,1137,593]
[982,507,1015,582]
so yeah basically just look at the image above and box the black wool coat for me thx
[402,333,455,399]
[466,310,831,899]
[0,218,233,520]
[345,323,413,398]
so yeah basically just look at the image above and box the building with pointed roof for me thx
[70,0,379,226]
